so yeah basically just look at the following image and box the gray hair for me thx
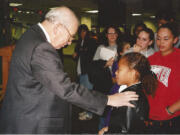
[45,7,64,24]
[45,6,78,25]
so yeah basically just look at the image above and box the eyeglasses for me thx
[107,32,117,35]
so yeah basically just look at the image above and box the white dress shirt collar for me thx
[38,23,51,43]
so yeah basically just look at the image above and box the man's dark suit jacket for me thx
[0,25,107,134]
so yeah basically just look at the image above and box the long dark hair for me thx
[77,24,90,41]
[122,52,157,97]
[100,25,122,46]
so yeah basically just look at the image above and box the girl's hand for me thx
[98,126,109,135]
[133,44,142,52]
[105,57,114,67]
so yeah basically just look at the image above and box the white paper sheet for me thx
[99,47,116,61]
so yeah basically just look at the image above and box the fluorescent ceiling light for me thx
[150,16,155,18]
[132,13,142,16]
[9,3,23,7]
[85,10,98,13]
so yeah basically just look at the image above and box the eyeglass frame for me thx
[107,32,117,35]
[59,23,75,42]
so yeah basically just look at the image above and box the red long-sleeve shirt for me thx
[148,48,180,120]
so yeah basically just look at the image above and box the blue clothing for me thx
[112,61,118,78]
[79,74,93,116]
[79,74,93,90]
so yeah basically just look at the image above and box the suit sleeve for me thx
[30,43,108,115]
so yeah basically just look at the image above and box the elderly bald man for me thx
[0,6,138,134]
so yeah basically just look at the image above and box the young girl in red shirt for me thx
[147,23,180,133]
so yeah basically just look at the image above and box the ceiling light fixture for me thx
[9,3,23,7]
[132,13,142,16]
[85,10,98,14]
[150,16,155,18]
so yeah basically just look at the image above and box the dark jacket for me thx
[0,24,107,134]
[88,60,113,94]
[108,83,149,134]
[74,37,97,75]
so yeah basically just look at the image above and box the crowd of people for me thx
[0,6,180,134]
[72,10,180,134]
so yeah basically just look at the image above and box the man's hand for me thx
[107,91,138,107]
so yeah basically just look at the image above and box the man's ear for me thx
[53,24,61,35]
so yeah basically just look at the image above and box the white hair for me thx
[45,6,78,26]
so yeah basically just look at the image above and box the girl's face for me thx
[106,27,118,44]
[123,43,131,53]
[156,28,178,56]
[115,58,137,86]
[120,43,131,55]
[136,31,152,51]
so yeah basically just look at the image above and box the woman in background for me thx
[73,24,97,120]
[127,27,155,58]
[89,25,121,130]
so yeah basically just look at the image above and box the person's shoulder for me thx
[148,47,155,52]
[148,51,159,60]
[173,48,180,56]
[175,48,180,53]
[122,83,142,93]
[97,44,105,49]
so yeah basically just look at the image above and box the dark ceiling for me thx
[1,0,180,45]
[8,0,98,13]
[7,0,180,19]
[7,0,170,13]
[1,0,179,27]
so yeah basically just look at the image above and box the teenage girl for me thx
[99,52,157,134]
[127,27,155,58]
[147,23,180,133]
